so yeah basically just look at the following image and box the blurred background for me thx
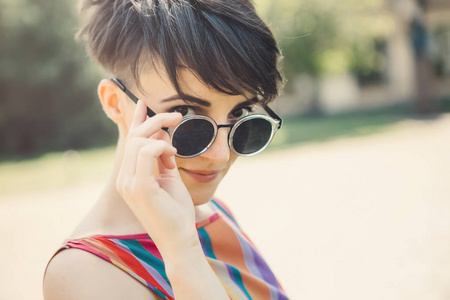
[1,0,450,299]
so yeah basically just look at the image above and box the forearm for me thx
[162,241,229,300]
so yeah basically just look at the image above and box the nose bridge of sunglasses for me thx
[216,124,235,143]
[170,113,279,158]
[209,124,232,145]
[217,124,233,130]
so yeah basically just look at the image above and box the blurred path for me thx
[1,115,450,300]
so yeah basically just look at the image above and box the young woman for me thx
[44,0,288,299]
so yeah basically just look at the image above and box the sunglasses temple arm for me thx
[263,105,283,129]
[111,78,168,132]
[111,78,157,118]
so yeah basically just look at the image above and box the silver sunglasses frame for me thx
[169,114,281,158]
[111,78,282,158]
[228,114,280,157]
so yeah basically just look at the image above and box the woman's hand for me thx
[116,100,197,256]
[115,101,230,300]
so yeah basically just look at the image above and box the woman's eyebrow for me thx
[233,97,259,110]
[160,94,211,107]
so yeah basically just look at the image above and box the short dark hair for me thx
[77,0,283,104]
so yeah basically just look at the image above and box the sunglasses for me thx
[111,78,282,158]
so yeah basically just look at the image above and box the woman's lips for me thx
[180,168,221,183]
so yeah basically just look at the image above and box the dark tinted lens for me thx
[172,119,215,156]
[232,118,273,154]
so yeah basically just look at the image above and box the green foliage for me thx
[270,104,409,149]
[0,0,116,159]
[257,0,391,83]
[0,0,398,159]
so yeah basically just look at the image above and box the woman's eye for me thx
[230,107,254,119]
[170,106,196,116]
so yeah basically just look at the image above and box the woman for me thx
[44,0,287,299]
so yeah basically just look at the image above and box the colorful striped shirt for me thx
[55,199,289,299]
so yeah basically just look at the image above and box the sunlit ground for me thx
[1,114,449,299]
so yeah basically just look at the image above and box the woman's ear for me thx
[97,79,128,125]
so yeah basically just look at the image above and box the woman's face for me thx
[120,67,254,205]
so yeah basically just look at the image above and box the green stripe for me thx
[198,228,216,259]
[152,287,168,299]
[119,239,170,282]
[211,199,233,221]
[229,265,252,299]
[211,199,241,229]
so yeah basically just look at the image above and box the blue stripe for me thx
[118,239,170,283]
[227,264,252,299]
[211,199,240,228]
[198,227,216,259]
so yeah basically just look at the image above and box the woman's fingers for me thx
[152,129,179,172]
[128,101,182,139]
[157,151,180,178]
[129,100,148,131]
[117,138,176,195]
[131,112,181,138]
[135,141,177,183]
[118,137,175,180]
[118,100,182,197]
[118,137,149,184]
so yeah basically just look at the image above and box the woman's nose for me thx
[200,127,230,163]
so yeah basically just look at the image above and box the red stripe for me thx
[139,239,163,260]
[66,240,112,263]
[97,238,174,300]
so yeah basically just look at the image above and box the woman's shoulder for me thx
[43,248,162,300]
[67,197,148,239]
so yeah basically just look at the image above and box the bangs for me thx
[78,0,283,103]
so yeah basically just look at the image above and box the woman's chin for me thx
[190,189,217,206]
[181,173,223,206]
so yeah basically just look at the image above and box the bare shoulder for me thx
[43,248,162,300]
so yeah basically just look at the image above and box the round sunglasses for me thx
[111,78,282,158]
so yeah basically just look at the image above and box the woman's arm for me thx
[114,100,229,300]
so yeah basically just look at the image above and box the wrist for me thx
[159,228,198,252]
[162,240,205,275]
[162,240,229,299]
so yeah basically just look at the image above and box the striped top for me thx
[55,199,288,300]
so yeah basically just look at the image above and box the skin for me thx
[121,68,242,206]
[43,64,256,300]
